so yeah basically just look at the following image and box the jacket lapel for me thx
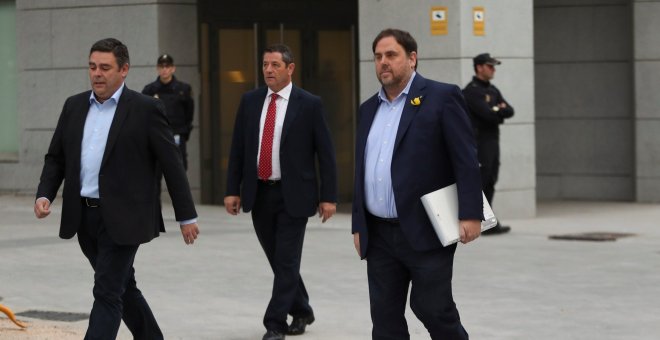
[393,74,426,154]
[281,86,301,145]
[101,87,131,168]
[357,95,379,159]
[72,91,94,179]
[250,88,269,157]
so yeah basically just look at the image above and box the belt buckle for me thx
[85,198,99,208]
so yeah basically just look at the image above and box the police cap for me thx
[157,54,174,66]
[473,53,501,66]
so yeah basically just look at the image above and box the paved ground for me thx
[1,194,659,339]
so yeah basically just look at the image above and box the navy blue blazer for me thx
[352,74,483,258]
[225,85,337,218]
[36,87,197,245]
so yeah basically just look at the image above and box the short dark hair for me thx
[372,28,418,69]
[263,44,294,65]
[372,28,417,55]
[90,38,130,68]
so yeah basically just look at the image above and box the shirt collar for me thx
[267,82,293,101]
[378,72,417,103]
[89,83,125,105]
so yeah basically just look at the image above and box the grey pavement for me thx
[1,194,659,339]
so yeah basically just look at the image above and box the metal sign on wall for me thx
[430,6,448,35]
[473,6,485,36]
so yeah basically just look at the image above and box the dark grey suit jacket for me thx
[36,87,197,245]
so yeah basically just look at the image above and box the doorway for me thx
[198,1,358,205]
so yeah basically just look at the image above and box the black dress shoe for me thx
[482,224,511,235]
[287,314,315,335]
[263,330,285,340]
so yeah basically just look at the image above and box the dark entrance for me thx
[198,0,358,204]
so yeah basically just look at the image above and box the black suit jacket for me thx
[352,74,483,258]
[36,87,197,245]
[226,85,337,217]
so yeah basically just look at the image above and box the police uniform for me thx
[142,74,194,169]
[462,61,514,209]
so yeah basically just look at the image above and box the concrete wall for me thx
[359,0,536,218]
[535,0,635,201]
[634,0,660,202]
[4,0,200,200]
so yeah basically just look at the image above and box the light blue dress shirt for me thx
[80,84,124,198]
[364,72,417,218]
[77,84,196,226]
[38,84,196,226]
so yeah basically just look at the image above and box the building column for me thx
[634,0,660,202]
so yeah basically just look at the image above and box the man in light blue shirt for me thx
[353,29,483,339]
[34,38,199,340]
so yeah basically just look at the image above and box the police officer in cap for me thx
[142,54,194,170]
[463,53,514,235]
[142,54,194,202]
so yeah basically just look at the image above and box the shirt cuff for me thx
[36,197,51,204]
[179,218,197,226]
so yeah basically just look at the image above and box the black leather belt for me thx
[81,197,100,208]
[258,179,281,186]
[369,214,400,225]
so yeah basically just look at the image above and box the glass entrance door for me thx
[200,23,356,204]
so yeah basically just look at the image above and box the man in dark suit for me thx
[34,38,200,340]
[224,44,337,340]
[352,29,483,339]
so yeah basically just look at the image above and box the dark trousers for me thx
[77,203,163,340]
[477,138,500,204]
[366,217,468,340]
[251,181,313,332]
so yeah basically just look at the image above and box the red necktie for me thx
[258,93,278,180]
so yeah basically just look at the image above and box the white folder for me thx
[420,183,497,246]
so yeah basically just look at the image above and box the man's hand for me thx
[353,232,361,257]
[180,223,200,245]
[459,219,481,244]
[318,202,336,223]
[224,196,241,215]
[34,198,51,219]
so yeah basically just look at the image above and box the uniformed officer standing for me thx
[142,54,194,202]
[463,53,514,235]
[142,54,194,170]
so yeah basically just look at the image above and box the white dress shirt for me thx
[257,82,292,180]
